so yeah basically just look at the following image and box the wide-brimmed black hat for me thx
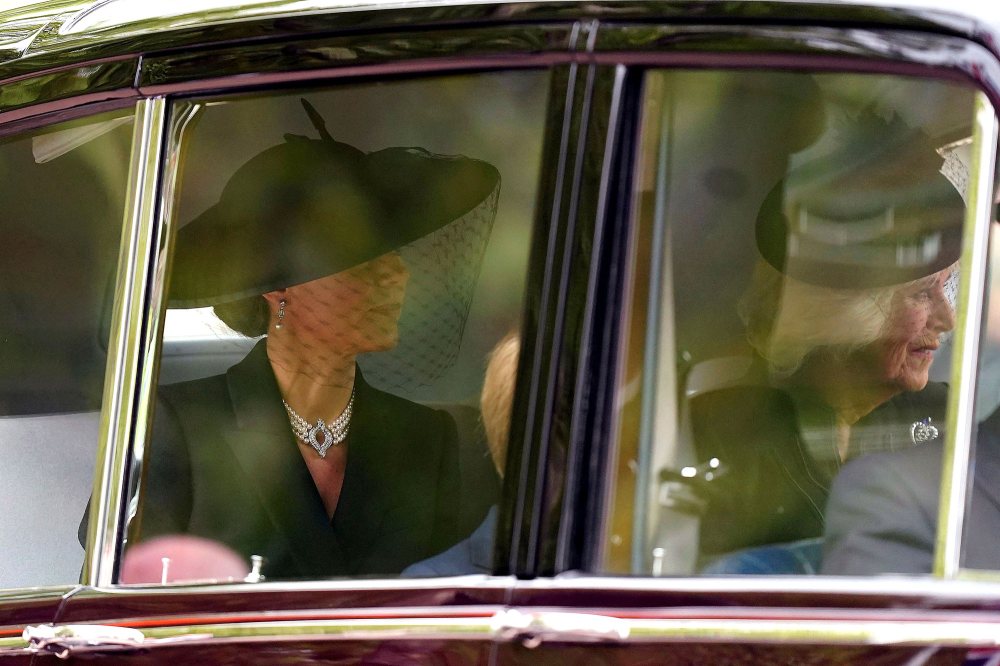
[168,109,500,308]
[755,111,966,288]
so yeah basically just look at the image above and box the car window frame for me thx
[84,35,592,590]
[0,97,140,599]
[550,21,1000,585]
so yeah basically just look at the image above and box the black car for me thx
[2,0,1000,663]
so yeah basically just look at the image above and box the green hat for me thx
[755,111,965,288]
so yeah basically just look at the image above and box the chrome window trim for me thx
[64,572,1000,608]
[77,574,516,597]
[82,96,167,588]
[520,573,1000,603]
[138,54,575,98]
[957,568,1000,582]
[121,99,200,555]
[936,93,999,578]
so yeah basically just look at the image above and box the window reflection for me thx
[0,110,133,588]
[126,72,548,583]
[608,70,977,577]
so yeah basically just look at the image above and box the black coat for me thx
[138,342,462,578]
[690,382,948,558]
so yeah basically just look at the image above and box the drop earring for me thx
[275,298,286,330]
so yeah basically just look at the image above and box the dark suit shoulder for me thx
[822,442,943,575]
[357,380,457,440]
[361,381,444,418]
[158,372,232,415]
[835,442,943,493]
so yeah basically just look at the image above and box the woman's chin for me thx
[893,371,930,394]
[362,334,399,353]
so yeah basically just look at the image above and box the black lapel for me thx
[327,367,396,571]
[224,341,350,576]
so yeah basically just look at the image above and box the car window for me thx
[962,220,1000,572]
[0,110,133,588]
[123,71,547,583]
[604,69,981,576]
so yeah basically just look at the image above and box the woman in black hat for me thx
[130,102,500,580]
[692,112,965,574]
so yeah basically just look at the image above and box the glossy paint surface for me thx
[0,1,992,81]
[138,25,575,91]
[56,580,510,624]
[0,588,65,631]
[494,643,973,665]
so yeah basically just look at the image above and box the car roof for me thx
[0,0,996,76]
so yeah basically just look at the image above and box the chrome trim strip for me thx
[77,616,497,647]
[72,572,1000,607]
[936,93,999,578]
[137,55,573,97]
[16,611,1000,652]
[0,636,29,655]
[122,100,201,549]
[523,573,1000,601]
[0,585,79,602]
[141,618,956,645]
[957,568,1000,582]
[82,96,167,587]
[599,616,1000,646]
[81,574,515,597]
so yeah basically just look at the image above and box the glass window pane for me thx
[963,219,1000,572]
[605,70,978,576]
[0,110,133,588]
[125,72,547,583]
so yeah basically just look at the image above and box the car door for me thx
[502,6,1000,664]
[11,5,602,664]
[0,42,141,658]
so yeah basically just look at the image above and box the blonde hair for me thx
[739,260,895,376]
[480,331,520,476]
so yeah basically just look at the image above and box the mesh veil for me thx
[358,183,499,392]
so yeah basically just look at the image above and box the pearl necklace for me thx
[282,388,355,457]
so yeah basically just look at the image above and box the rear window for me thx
[603,69,987,577]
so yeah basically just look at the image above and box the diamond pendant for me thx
[307,420,336,457]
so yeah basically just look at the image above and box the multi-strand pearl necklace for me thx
[282,388,355,457]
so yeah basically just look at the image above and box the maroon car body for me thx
[1,0,1000,664]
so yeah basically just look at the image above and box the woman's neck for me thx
[793,353,900,426]
[266,337,356,421]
